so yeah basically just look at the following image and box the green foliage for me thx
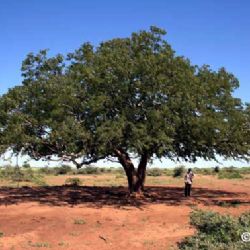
[173,166,185,177]
[179,209,250,250]
[0,26,248,168]
[65,177,82,186]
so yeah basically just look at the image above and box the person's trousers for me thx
[185,183,192,197]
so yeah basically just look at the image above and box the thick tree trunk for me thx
[114,149,148,194]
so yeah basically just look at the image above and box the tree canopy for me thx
[0,26,249,192]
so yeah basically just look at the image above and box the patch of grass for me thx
[0,165,46,186]
[188,204,198,209]
[147,168,163,176]
[95,220,102,227]
[28,241,51,248]
[146,177,167,185]
[193,167,214,175]
[74,219,86,225]
[218,171,243,179]
[169,245,179,250]
[115,174,124,179]
[58,241,69,247]
[239,167,250,174]
[69,231,81,236]
[65,177,82,186]
[143,240,155,247]
[141,216,149,223]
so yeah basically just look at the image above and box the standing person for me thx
[184,168,194,197]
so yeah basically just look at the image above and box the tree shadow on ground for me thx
[0,185,249,208]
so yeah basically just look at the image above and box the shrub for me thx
[239,167,250,175]
[0,166,25,182]
[99,167,106,173]
[55,165,72,175]
[38,166,57,175]
[214,166,220,173]
[217,200,241,207]
[147,168,162,176]
[178,209,250,250]
[77,166,100,175]
[192,167,214,175]
[22,163,31,169]
[239,212,250,227]
[218,171,242,179]
[173,166,185,177]
[65,177,82,186]
[162,168,173,176]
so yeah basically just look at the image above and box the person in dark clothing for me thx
[184,168,194,197]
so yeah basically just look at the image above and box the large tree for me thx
[0,27,249,193]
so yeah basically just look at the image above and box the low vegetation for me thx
[65,177,82,186]
[28,241,51,248]
[74,219,86,225]
[173,166,185,177]
[0,165,249,186]
[179,209,250,250]
[147,168,163,176]
[218,167,243,179]
[0,165,46,185]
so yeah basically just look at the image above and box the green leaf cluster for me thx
[179,209,250,250]
[0,26,249,166]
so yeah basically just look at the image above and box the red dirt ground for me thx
[0,176,250,250]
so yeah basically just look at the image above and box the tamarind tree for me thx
[0,27,249,193]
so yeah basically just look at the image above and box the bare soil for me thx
[0,175,250,250]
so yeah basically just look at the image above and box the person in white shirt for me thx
[184,168,194,197]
